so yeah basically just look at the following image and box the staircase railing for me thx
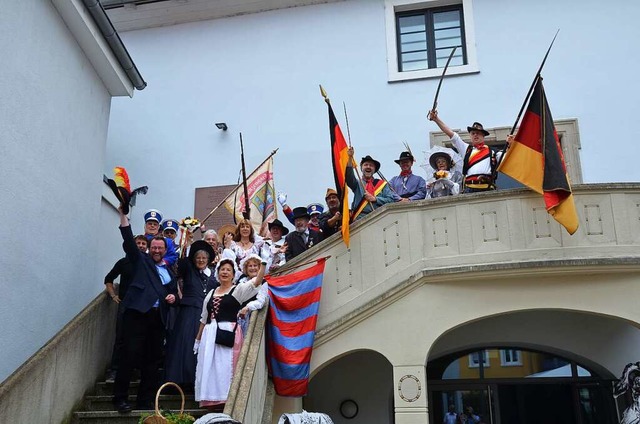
[0,292,116,423]
[225,304,271,424]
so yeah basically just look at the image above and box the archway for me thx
[426,310,640,424]
[305,350,394,423]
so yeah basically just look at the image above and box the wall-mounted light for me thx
[340,399,359,419]
[215,122,228,131]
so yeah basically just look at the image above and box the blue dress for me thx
[164,258,217,386]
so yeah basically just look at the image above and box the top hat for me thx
[144,209,162,223]
[429,152,454,170]
[360,155,381,172]
[325,188,339,199]
[394,151,415,164]
[161,219,179,233]
[268,219,289,236]
[292,206,311,220]
[307,203,324,216]
[467,122,490,136]
[189,239,216,263]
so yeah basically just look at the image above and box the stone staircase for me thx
[71,376,210,424]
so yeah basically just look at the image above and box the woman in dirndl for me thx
[193,257,265,408]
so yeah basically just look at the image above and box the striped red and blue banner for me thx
[265,258,327,397]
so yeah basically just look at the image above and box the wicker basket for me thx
[142,382,189,424]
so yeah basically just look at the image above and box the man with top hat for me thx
[319,188,343,241]
[143,209,178,266]
[307,203,323,233]
[284,207,321,261]
[389,151,426,202]
[161,218,179,241]
[428,110,510,193]
[262,218,289,271]
[346,147,395,220]
[113,206,178,413]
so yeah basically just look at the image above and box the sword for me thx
[431,46,458,112]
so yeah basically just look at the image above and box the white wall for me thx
[0,0,116,381]
[105,0,640,226]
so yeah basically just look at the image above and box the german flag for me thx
[325,98,351,246]
[498,77,579,234]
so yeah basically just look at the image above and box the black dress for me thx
[164,258,218,386]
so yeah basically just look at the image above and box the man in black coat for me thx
[285,207,321,261]
[103,235,148,383]
[113,207,177,413]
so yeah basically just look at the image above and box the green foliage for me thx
[138,410,195,424]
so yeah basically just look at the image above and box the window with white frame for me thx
[385,0,479,82]
[500,349,523,366]
[468,350,489,368]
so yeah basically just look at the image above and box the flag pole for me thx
[201,149,278,224]
[239,133,251,220]
[509,29,560,135]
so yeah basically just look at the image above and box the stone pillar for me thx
[393,365,429,424]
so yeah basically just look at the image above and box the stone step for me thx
[95,381,195,396]
[83,395,199,411]
[72,409,208,424]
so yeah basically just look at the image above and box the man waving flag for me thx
[498,77,579,234]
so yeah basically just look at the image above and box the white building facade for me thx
[104,0,640,227]
[0,0,142,382]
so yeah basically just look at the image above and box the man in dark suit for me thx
[285,207,321,261]
[113,207,177,413]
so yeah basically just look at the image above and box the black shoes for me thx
[113,400,132,413]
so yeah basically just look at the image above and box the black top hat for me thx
[467,122,490,136]
[189,240,216,263]
[394,151,415,164]
[268,219,289,235]
[429,152,454,170]
[360,155,381,172]
[291,207,310,220]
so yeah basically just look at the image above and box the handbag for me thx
[211,304,238,348]
[215,322,237,348]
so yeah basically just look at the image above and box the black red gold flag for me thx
[498,77,579,234]
[326,99,351,246]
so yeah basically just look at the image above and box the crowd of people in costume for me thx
[103,111,513,413]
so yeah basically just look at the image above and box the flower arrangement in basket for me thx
[140,382,195,424]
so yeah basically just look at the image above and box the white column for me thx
[393,365,429,424]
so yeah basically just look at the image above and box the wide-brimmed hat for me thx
[467,122,490,136]
[394,151,415,164]
[189,239,215,262]
[217,224,237,239]
[292,206,310,220]
[325,188,339,199]
[429,152,454,170]
[360,155,381,172]
[268,219,289,235]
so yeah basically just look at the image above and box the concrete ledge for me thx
[0,292,117,423]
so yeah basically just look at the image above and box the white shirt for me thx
[451,132,503,177]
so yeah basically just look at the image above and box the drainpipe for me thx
[82,0,147,90]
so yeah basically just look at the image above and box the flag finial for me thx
[319,84,329,103]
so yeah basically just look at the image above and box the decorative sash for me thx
[352,179,387,220]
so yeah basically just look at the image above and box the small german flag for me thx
[498,77,579,234]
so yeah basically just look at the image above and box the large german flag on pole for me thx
[498,77,579,234]
[321,85,351,246]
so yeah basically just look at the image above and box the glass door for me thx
[431,385,495,424]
